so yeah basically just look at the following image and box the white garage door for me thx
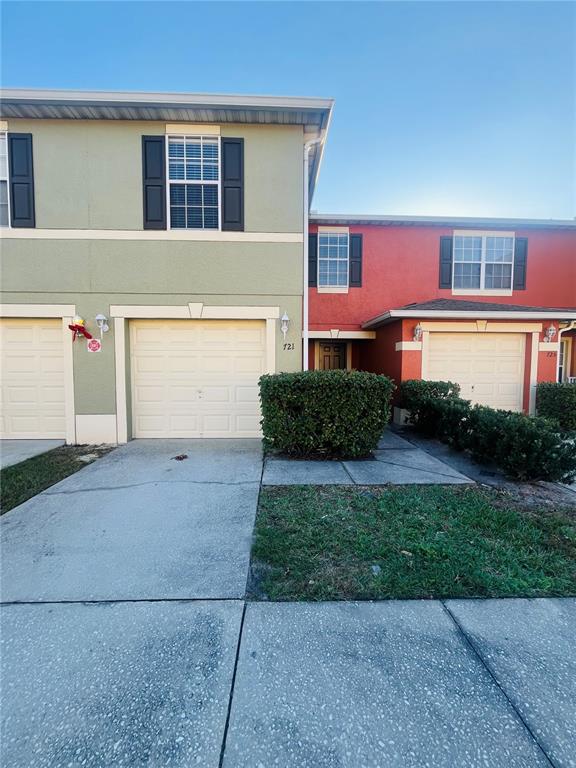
[428,332,525,411]
[0,318,66,438]
[130,319,267,438]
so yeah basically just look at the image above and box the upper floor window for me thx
[0,133,8,227]
[453,234,514,290]
[167,135,220,229]
[318,232,349,287]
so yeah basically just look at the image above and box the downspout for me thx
[557,320,576,381]
[303,137,322,370]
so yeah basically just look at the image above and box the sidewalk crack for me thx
[43,479,260,495]
[441,601,557,767]
[218,601,247,768]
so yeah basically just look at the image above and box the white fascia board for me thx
[363,309,576,329]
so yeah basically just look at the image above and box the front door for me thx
[319,342,347,370]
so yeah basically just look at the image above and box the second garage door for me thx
[428,332,525,411]
[0,318,66,439]
[130,319,267,438]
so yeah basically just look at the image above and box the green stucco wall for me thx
[6,119,304,233]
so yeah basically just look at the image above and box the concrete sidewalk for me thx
[0,439,64,469]
[262,430,473,486]
[2,597,574,767]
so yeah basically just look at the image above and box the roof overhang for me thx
[363,309,576,329]
[311,213,576,230]
[0,88,334,199]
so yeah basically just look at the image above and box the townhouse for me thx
[0,89,333,442]
[1,87,574,444]
[308,215,576,414]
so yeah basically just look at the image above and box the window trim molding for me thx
[0,130,10,229]
[165,133,221,232]
[317,230,350,290]
[452,230,515,293]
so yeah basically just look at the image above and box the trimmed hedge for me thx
[259,370,395,458]
[537,382,576,432]
[403,379,576,483]
[401,379,461,409]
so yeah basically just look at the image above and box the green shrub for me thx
[468,406,576,483]
[400,379,461,410]
[409,395,576,483]
[259,370,395,459]
[537,382,576,432]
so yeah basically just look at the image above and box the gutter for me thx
[302,137,323,370]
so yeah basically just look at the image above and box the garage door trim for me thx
[113,304,279,442]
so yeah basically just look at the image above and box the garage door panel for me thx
[0,319,66,439]
[428,333,525,412]
[130,319,266,438]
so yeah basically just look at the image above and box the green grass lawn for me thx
[1,445,113,514]
[251,485,576,600]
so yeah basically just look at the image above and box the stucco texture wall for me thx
[6,119,304,233]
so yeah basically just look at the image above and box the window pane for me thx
[186,185,202,206]
[453,262,481,289]
[169,162,185,180]
[485,236,513,263]
[186,164,201,180]
[485,263,512,289]
[170,184,185,205]
[203,186,218,206]
[203,208,218,229]
[317,232,349,286]
[187,208,203,228]
[168,140,184,158]
[170,207,186,228]
[185,142,201,159]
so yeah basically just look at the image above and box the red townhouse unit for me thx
[308,214,576,415]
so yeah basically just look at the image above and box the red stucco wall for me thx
[309,225,576,332]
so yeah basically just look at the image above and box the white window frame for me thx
[165,134,221,231]
[452,230,515,295]
[317,229,350,290]
[0,131,10,229]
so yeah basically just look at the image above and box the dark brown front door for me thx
[319,342,347,370]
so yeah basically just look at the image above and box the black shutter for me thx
[8,133,35,228]
[308,233,318,287]
[513,237,528,290]
[349,234,363,287]
[439,236,453,288]
[142,136,166,229]
[221,138,244,231]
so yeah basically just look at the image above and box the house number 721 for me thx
[283,342,295,351]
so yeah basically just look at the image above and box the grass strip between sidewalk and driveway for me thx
[250,485,576,601]
[1,445,113,515]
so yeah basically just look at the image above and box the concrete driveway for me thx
[1,439,262,601]
[0,439,64,469]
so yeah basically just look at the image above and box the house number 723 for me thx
[283,342,295,351]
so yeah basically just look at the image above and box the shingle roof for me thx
[310,213,576,230]
[362,298,576,329]
[396,299,576,313]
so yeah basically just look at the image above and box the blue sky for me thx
[1,1,574,218]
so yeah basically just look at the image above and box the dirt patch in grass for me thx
[250,485,576,601]
[0,444,114,514]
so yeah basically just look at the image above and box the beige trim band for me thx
[1,303,76,317]
[539,342,560,352]
[110,304,280,320]
[166,124,220,135]
[2,229,303,243]
[395,341,422,351]
[307,330,376,340]
[419,321,543,333]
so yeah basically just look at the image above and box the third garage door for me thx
[428,332,525,411]
[130,319,266,438]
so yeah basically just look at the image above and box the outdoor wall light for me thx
[95,314,110,338]
[544,324,557,343]
[413,323,423,342]
[280,312,290,340]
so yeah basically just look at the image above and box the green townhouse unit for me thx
[0,89,333,443]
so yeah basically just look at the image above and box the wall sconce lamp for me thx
[544,324,557,343]
[413,323,423,342]
[280,312,290,340]
[95,314,110,339]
